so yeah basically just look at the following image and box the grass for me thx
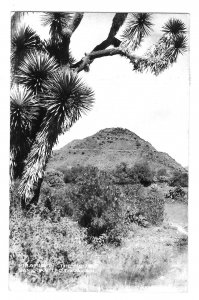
[70,223,186,291]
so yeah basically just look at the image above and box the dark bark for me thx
[92,37,121,52]
[92,13,127,52]
[71,47,139,73]
[108,13,128,38]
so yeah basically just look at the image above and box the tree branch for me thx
[70,12,84,34]
[60,13,84,65]
[71,47,139,72]
[92,13,128,52]
[63,12,84,37]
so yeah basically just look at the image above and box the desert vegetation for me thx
[9,12,188,290]
[9,164,188,290]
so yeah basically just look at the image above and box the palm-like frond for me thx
[43,38,73,65]
[10,85,39,140]
[129,21,188,75]
[18,70,94,202]
[42,70,95,129]
[11,25,43,74]
[17,51,59,94]
[11,12,26,32]
[10,85,39,180]
[121,13,153,50]
[164,34,188,62]
[162,18,186,36]
[41,12,72,41]
[68,50,76,65]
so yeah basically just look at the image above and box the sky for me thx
[22,12,190,167]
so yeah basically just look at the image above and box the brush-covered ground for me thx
[69,201,188,292]
[9,164,188,291]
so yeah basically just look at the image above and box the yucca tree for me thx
[10,12,188,209]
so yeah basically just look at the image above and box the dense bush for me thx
[135,187,165,225]
[133,162,154,186]
[169,170,188,187]
[157,168,168,177]
[113,163,138,185]
[113,161,154,186]
[66,166,164,244]
[38,184,74,219]
[165,186,188,203]
[68,166,130,245]
[9,212,90,288]
[62,166,86,184]
[156,168,170,183]
[44,169,65,188]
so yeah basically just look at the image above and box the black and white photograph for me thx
[7,7,191,293]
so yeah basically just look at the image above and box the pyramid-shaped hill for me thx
[47,127,186,173]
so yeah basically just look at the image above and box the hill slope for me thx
[48,128,185,173]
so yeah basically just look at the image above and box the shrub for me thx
[135,186,165,225]
[165,186,188,203]
[113,162,154,187]
[38,178,74,218]
[157,168,168,177]
[113,163,136,185]
[62,166,89,184]
[63,169,75,184]
[133,161,154,187]
[67,166,164,244]
[68,166,131,245]
[9,212,90,288]
[44,169,65,188]
[169,170,188,187]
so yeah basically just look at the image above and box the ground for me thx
[9,200,188,292]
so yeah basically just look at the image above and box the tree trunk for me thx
[20,177,43,211]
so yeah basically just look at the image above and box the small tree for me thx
[133,161,154,186]
[10,12,188,208]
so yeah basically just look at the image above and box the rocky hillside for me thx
[47,128,185,173]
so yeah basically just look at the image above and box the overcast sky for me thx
[23,12,189,167]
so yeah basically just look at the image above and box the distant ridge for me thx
[48,127,185,173]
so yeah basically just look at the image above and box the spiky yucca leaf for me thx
[122,13,153,50]
[10,85,39,142]
[162,18,186,36]
[17,51,59,94]
[129,21,188,75]
[17,128,54,200]
[41,12,72,41]
[43,70,95,127]
[10,85,39,180]
[43,39,74,65]
[18,70,94,202]
[11,12,26,32]
[164,34,188,62]
[11,25,43,74]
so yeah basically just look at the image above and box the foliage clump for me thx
[113,161,154,186]
[9,211,90,288]
[60,166,164,245]
[165,186,188,203]
[169,170,188,187]
[66,167,128,245]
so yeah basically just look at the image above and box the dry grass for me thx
[71,224,186,291]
